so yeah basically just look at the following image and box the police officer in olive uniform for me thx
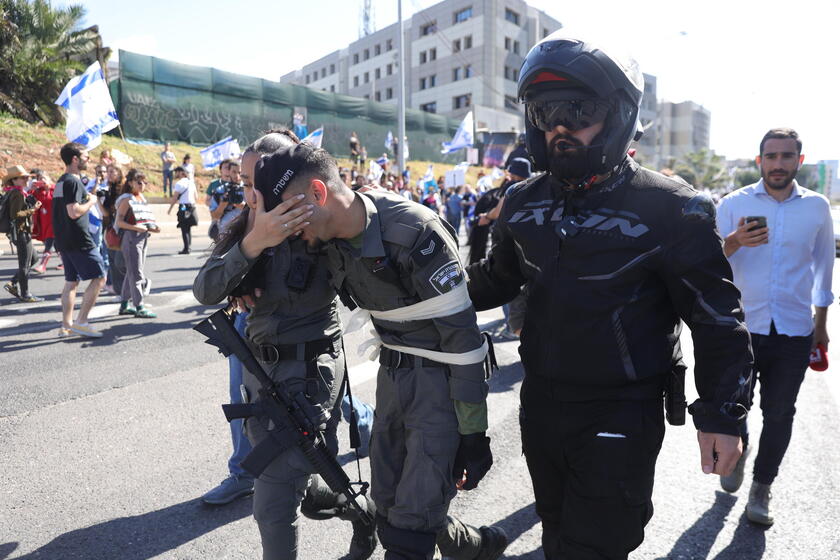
[252,142,508,560]
[193,131,376,560]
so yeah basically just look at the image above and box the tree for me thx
[735,161,760,187]
[674,149,728,191]
[0,0,109,126]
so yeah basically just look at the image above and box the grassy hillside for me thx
[0,114,489,199]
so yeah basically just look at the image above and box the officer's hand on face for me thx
[697,431,742,475]
[729,217,769,249]
[241,190,312,259]
[453,432,493,490]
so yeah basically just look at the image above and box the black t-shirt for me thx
[53,173,94,251]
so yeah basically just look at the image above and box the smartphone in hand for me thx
[745,216,767,231]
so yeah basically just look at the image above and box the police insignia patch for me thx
[429,261,463,294]
[411,230,444,267]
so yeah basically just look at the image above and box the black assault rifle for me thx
[194,309,372,525]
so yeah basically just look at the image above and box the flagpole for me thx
[396,0,406,176]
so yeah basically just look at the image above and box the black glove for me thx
[452,432,492,490]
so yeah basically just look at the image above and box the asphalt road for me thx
[1,233,839,560]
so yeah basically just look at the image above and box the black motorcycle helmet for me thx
[518,34,644,181]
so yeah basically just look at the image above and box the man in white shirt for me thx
[716,128,834,526]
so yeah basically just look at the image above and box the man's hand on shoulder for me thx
[697,431,742,475]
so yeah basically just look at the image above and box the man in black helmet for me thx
[467,34,754,559]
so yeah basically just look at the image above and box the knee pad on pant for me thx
[377,514,436,559]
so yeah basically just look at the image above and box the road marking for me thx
[0,318,17,329]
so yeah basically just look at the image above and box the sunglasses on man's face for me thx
[526,98,612,132]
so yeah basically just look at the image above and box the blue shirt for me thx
[716,179,834,336]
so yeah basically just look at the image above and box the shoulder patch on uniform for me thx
[429,261,463,294]
[682,192,716,223]
[411,230,444,267]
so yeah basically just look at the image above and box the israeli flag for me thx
[302,127,324,148]
[385,130,394,151]
[441,111,474,154]
[200,136,241,168]
[369,159,385,181]
[54,61,119,150]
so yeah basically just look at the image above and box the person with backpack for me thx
[3,165,43,303]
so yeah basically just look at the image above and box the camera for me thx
[222,181,244,205]
[25,194,37,207]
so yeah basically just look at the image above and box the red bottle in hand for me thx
[809,343,829,372]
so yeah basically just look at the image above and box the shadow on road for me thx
[2,498,252,560]
[490,502,541,559]
[655,490,739,560]
[712,511,768,559]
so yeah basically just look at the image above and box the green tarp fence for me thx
[113,50,462,163]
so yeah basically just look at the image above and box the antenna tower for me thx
[359,0,374,38]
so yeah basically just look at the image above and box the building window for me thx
[429,74,436,87]
[321,68,326,78]
[421,21,437,36]
[354,76,359,87]
[353,53,359,65]
[430,48,437,61]
[453,94,471,109]
[465,64,473,78]
[504,66,511,80]
[504,95,518,110]
[513,40,520,55]
[330,85,335,92]
[453,38,461,52]
[505,37,511,50]
[454,7,472,23]
[514,67,519,81]
[387,63,393,75]
[420,51,427,64]
[364,94,370,99]
[453,67,461,81]
[375,68,381,79]
[375,44,381,56]
[505,8,519,25]
[364,72,369,83]
[543,27,549,38]
[386,39,393,51]
[330,63,335,74]
[386,87,393,99]
[364,48,370,60]
[420,77,427,90]
[375,91,381,101]
[421,102,437,113]
[305,75,310,84]
[464,35,473,49]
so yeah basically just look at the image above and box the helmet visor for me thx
[526,98,612,132]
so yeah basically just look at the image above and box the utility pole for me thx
[397,0,406,175]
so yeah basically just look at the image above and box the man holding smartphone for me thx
[716,128,834,525]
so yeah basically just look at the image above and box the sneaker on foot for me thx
[135,306,157,319]
[69,322,103,338]
[4,282,20,299]
[58,327,73,338]
[720,445,750,493]
[119,302,137,316]
[746,481,774,526]
[178,249,190,255]
[476,525,509,560]
[18,294,44,303]
[201,475,254,505]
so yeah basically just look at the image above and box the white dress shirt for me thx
[716,179,834,336]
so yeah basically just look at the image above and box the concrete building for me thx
[279,0,562,132]
[657,100,711,165]
[633,73,659,168]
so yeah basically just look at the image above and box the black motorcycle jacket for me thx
[467,158,752,435]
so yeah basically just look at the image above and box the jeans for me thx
[162,169,173,196]
[11,232,35,297]
[228,311,254,478]
[741,324,812,485]
[340,393,374,457]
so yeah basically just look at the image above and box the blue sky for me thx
[67,0,838,162]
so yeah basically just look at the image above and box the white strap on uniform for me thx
[345,281,488,365]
